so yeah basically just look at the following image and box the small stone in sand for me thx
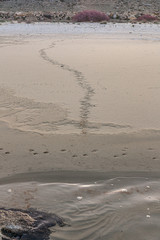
[77,196,83,201]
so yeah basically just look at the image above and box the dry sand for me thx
[0,25,160,181]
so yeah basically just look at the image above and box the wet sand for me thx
[0,24,160,180]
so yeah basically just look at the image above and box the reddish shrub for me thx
[137,14,158,21]
[72,10,110,22]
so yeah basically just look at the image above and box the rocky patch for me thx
[0,208,66,240]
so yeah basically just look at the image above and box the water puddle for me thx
[0,176,160,239]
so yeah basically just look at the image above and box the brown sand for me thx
[0,33,160,180]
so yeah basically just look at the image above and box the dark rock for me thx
[43,13,52,19]
[0,208,66,240]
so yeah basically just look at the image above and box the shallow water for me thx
[0,176,160,240]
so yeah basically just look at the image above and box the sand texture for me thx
[0,24,160,180]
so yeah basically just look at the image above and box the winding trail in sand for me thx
[39,40,95,134]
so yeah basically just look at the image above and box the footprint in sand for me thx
[148,148,154,151]
[113,155,119,158]
[123,147,128,150]
[122,153,127,156]
[0,148,3,150]
[5,152,10,155]
[43,151,49,154]
[91,149,98,153]
[121,148,128,156]
[72,154,78,158]
[29,149,39,155]
[61,149,67,152]
[29,149,34,152]
[33,152,38,155]
[83,154,88,157]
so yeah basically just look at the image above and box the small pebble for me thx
[121,188,128,193]
[77,196,83,201]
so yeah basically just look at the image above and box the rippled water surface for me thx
[0,176,160,239]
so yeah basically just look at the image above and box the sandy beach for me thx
[1,22,160,240]
[0,23,160,180]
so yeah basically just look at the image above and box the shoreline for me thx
[1,22,160,38]
[1,170,160,185]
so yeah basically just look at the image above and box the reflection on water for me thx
[0,177,160,240]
